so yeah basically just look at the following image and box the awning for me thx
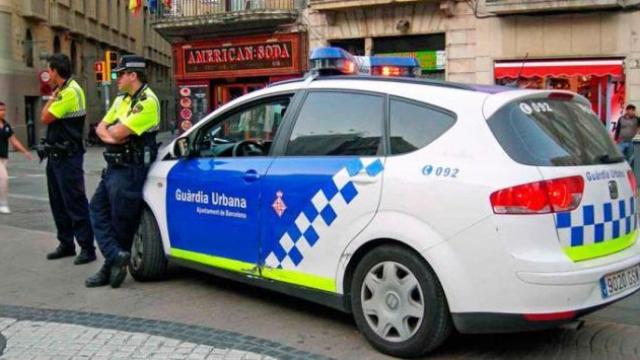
[494,59,624,79]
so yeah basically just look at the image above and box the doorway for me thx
[215,83,265,109]
[24,96,38,148]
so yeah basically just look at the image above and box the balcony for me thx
[484,0,640,14]
[152,0,301,42]
[50,3,71,30]
[309,0,426,11]
[22,0,47,22]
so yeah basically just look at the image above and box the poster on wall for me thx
[177,85,209,134]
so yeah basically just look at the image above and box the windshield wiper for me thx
[598,154,625,164]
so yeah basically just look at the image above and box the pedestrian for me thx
[40,53,96,265]
[85,55,160,288]
[0,101,33,214]
[614,104,640,167]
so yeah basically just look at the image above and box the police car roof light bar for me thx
[309,47,358,76]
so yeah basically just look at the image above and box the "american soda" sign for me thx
[184,41,293,73]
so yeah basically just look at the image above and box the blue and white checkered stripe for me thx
[555,197,637,248]
[264,158,384,269]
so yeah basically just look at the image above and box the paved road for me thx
[0,138,639,359]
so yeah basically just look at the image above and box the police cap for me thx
[113,55,146,73]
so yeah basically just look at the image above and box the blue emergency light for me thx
[309,47,422,78]
[309,47,357,75]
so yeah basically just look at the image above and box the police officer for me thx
[86,55,160,288]
[40,53,96,265]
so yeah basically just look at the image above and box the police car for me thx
[130,48,640,357]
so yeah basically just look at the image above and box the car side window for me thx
[195,96,292,158]
[285,91,384,156]
[389,98,456,155]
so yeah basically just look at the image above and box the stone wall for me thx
[305,1,479,82]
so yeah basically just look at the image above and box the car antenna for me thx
[516,52,529,85]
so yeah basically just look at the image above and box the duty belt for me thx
[103,148,156,167]
[35,140,74,162]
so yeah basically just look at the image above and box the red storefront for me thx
[494,59,625,129]
[172,32,307,132]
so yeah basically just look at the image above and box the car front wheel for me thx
[129,208,168,281]
[351,245,452,358]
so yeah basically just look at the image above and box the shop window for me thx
[389,98,456,155]
[24,29,34,68]
[286,91,384,156]
[373,34,445,80]
[329,38,365,56]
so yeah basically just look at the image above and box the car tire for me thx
[129,208,168,281]
[351,245,452,358]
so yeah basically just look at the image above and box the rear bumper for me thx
[452,286,640,334]
[422,216,640,324]
[516,252,640,285]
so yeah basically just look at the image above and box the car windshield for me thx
[487,98,623,166]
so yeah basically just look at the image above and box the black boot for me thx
[46,245,76,260]
[74,249,97,265]
[85,264,111,288]
[109,251,131,288]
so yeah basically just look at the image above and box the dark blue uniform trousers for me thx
[46,153,95,251]
[90,164,147,264]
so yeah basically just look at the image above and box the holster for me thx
[36,139,73,163]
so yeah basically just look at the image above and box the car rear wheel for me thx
[129,208,168,281]
[351,245,452,358]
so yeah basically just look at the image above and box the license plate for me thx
[600,264,640,299]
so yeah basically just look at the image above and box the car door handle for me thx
[351,174,378,185]
[243,170,260,182]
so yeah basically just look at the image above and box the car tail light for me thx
[628,170,637,196]
[490,176,584,214]
[523,310,576,322]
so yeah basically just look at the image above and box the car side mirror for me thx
[174,137,191,158]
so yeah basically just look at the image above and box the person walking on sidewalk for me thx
[0,101,33,214]
[614,104,640,167]
[40,54,96,265]
[85,55,160,288]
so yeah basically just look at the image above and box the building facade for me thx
[307,0,640,128]
[152,0,307,133]
[0,0,174,147]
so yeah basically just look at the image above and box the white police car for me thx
[129,48,640,357]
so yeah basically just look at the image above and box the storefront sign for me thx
[39,70,53,99]
[181,108,193,121]
[180,97,192,108]
[184,41,293,73]
[177,84,209,135]
[376,50,446,71]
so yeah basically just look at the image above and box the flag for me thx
[148,0,157,12]
[129,0,142,14]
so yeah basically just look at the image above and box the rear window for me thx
[487,98,623,166]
